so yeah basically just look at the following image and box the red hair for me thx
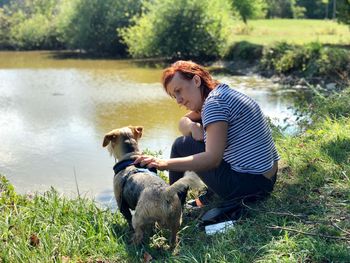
[162,60,220,100]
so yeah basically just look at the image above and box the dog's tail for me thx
[165,171,205,197]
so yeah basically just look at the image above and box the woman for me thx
[135,60,279,207]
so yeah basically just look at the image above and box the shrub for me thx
[224,41,263,61]
[260,42,349,80]
[10,14,55,49]
[5,0,63,50]
[120,0,235,59]
[274,42,322,74]
[0,8,11,49]
[315,47,350,77]
[260,42,294,70]
[57,0,142,55]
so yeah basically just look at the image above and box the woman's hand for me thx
[133,155,168,171]
[190,122,204,141]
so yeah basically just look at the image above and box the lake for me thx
[0,51,298,204]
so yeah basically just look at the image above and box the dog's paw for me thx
[131,233,143,245]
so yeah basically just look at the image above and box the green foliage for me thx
[337,0,350,25]
[295,86,350,128]
[0,175,131,262]
[297,0,329,19]
[266,0,294,18]
[231,0,267,23]
[315,47,350,76]
[260,42,294,70]
[275,42,322,74]
[260,42,350,80]
[3,0,63,49]
[224,41,263,61]
[57,0,142,55]
[0,8,11,49]
[120,0,235,59]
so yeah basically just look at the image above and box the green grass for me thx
[1,115,350,262]
[231,19,350,46]
[1,87,350,262]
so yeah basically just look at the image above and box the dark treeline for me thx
[0,0,349,57]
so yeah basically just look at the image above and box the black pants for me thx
[169,136,276,201]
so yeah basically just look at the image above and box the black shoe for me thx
[186,189,215,208]
[199,200,243,227]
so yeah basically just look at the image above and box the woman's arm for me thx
[179,111,204,141]
[135,121,228,172]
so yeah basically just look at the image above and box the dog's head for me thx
[102,126,143,160]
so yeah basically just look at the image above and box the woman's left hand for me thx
[133,155,168,171]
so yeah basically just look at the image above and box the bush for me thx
[275,42,322,74]
[10,14,57,49]
[260,42,294,70]
[260,42,350,80]
[224,41,263,61]
[120,0,235,59]
[5,0,63,50]
[315,47,350,77]
[57,0,142,55]
[0,8,11,49]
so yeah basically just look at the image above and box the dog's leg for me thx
[132,227,144,245]
[132,219,145,245]
[119,200,133,228]
[132,207,152,245]
[169,221,180,248]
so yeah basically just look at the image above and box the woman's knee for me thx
[171,136,205,158]
[170,136,186,158]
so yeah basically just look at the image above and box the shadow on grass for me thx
[321,137,350,165]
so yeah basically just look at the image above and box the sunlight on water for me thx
[0,51,298,204]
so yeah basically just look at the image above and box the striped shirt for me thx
[202,83,280,174]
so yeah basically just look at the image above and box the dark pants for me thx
[169,136,276,201]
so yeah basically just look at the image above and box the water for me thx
[0,51,297,204]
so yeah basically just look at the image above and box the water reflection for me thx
[0,51,299,205]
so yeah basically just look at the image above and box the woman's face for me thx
[166,72,203,111]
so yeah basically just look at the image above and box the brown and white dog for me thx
[102,125,203,246]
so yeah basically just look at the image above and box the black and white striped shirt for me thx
[202,83,280,174]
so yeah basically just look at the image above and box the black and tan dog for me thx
[102,125,203,246]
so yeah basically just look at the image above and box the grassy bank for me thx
[231,19,350,46]
[1,88,350,262]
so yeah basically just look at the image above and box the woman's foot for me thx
[186,189,215,209]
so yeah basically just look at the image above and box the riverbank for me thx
[209,41,350,91]
[1,87,350,262]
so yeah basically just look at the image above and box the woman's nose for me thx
[175,95,182,104]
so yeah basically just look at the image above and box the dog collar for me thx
[113,159,157,175]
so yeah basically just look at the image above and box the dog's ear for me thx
[102,134,117,147]
[129,126,143,140]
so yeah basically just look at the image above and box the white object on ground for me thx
[205,220,236,235]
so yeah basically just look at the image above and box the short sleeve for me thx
[202,96,228,129]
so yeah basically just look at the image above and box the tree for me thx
[121,0,235,59]
[231,0,267,24]
[0,8,11,48]
[336,0,350,25]
[4,0,62,49]
[57,0,142,55]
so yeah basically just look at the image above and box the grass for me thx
[231,19,350,46]
[1,114,350,262]
[1,18,349,262]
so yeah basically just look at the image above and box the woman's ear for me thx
[193,75,201,88]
